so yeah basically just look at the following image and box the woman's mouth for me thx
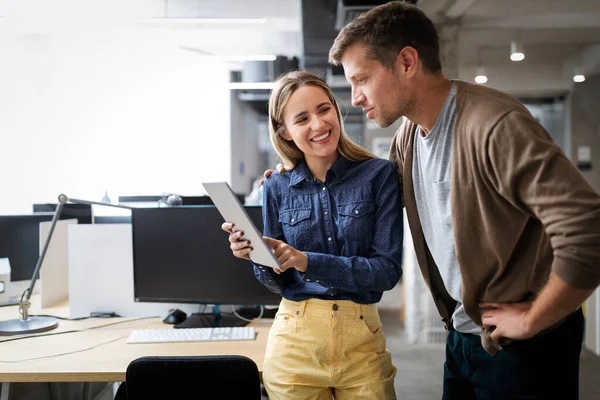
[311,131,331,142]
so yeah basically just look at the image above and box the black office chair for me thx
[114,355,262,400]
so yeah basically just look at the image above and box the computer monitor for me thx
[94,216,132,224]
[33,203,93,224]
[131,206,280,327]
[118,195,162,208]
[180,195,246,206]
[0,214,54,304]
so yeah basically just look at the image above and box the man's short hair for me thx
[329,1,442,74]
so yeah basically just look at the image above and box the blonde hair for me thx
[268,70,375,169]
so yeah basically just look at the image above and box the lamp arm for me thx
[2,193,134,335]
[68,197,133,210]
[21,194,133,313]
[22,194,68,304]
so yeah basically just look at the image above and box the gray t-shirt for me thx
[412,83,480,335]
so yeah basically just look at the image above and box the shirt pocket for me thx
[278,208,312,249]
[337,201,376,251]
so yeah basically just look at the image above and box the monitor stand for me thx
[174,305,247,329]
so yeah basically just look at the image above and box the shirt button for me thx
[305,279,311,282]
[322,187,326,191]
[291,218,295,222]
[324,211,328,215]
[315,280,320,283]
[328,237,332,242]
[354,210,359,214]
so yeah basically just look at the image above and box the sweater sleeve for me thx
[484,110,600,289]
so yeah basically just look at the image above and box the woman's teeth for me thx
[311,132,330,142]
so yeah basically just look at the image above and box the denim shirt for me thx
[253,156,403,304]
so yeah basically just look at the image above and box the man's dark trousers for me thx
[443,308,584,400]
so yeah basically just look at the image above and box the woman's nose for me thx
[311,116,326,131]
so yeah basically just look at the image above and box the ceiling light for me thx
[210,55,277,62]
[136,17,266,25]
[179,47,277,62]
[573,67,586,83]
[510,41,525,62]
[474,66,488,84]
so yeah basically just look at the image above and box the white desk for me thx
[0,298,270,399]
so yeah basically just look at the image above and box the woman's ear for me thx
[279,129,292,141]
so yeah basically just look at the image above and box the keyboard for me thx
[126,326,256,344]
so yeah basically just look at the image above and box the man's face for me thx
[341,42,412,128]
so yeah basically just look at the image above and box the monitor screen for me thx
[0,214,54,281]
[94,216,132,224]
[33,203,93,224]
[180,195,245,206]
[131,206,280,306]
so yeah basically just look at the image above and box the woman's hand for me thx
[263,237,308,273]
[221,222,252,260]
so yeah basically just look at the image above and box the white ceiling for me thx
[0,0,302,58]
[1,0,599,97]
[420,0,600,96]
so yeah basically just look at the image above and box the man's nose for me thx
[352,89,365,108]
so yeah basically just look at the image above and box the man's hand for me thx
[221,222,252,260]
[480,301,535,342]
[263,237,308,273]
[259,164,286,186]
[481,273,595,344]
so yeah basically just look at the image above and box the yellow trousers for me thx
[263,298,397,400]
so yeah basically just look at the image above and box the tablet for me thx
[202,182,282,271]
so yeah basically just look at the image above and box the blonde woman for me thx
[222,71,402,400]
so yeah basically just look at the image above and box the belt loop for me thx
[297,300,306,317]
[354,303,362,320]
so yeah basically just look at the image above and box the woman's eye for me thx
[319,107,331,114]
[295,117,308,124]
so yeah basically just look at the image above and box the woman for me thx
[222,71,403,400]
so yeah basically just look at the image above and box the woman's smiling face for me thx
[280,85,341,165]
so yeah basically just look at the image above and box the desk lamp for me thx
[0,194,132,335]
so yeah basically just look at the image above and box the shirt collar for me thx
[288,155,353,187]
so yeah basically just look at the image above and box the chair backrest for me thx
[124,355,262,400]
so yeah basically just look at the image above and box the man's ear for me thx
[396,46,419,78]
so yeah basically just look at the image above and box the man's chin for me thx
[374,118,393,129]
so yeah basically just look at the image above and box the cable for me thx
[0,316,156,344]
[0,335,129,363]
[232,305,264,322]
[31,314,90,321]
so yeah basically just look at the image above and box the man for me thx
[325,1,600,399]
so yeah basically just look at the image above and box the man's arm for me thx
[481,110,600,341]
[481,272,594,341]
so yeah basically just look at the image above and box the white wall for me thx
[0,27,231,214]
[229,94,268,195]
[569,73,600,355]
